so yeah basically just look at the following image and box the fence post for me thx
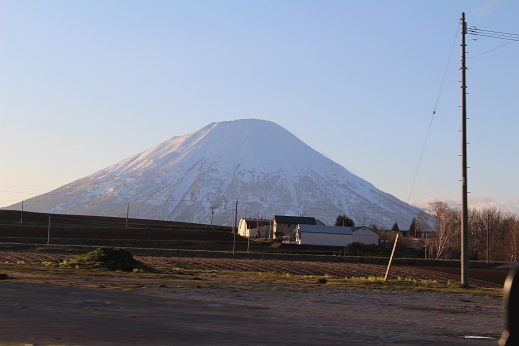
[384,233,399,281]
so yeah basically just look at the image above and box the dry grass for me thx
[0,260,502,298]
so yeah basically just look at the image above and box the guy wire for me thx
[407,21,461,204]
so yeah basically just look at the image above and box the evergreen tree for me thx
[391,222,400,232]
[335,215,355,227]
[409,218,417,237]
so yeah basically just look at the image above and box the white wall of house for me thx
[295,225,352,246]
[298,232,353,246]
[352,227,379,245]
[238,218,271,238]
[294,225,379,247]
[238,218,249,237]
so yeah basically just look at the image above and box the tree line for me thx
[364,202,519,262]
[423,201,519,262]
[338,202,519,262]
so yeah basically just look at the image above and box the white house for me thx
[292,225,379,247]
[238,218,272,238]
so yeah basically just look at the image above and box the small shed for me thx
[294,225,379,247]
[238,218,272,238]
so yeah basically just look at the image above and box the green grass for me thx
[333,275,502,296]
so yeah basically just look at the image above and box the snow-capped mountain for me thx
[12,119,422,228]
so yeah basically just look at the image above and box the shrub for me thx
[317,277,328,284]
[61,247,153,272]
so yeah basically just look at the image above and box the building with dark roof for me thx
[273,215,317,240]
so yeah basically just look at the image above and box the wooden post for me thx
[384,233,399,281]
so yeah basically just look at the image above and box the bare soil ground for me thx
[0,250,509,288]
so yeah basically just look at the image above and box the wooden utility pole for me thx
[232,200,238,254]
[20,200,24,224]
[460,12,469,287]
[486,214,490,263]
[126,203,130,229]
[47,215,51,245]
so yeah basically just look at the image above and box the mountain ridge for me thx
[9,119,422,228]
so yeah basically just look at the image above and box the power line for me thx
[468,41,515,59]
[465,26,518,59]
[467,27,519,41]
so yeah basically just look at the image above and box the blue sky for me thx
[1,0,518,213]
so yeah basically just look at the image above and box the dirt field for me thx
[0,250,509,288]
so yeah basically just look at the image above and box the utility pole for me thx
[126,203,130,229]
[20,200,24,224]
[424,232,428,259]
[486,213,490,263]
[210,206,215,228]
[47,215,51,245]
[232,200,238,255]
[460,12,469,287]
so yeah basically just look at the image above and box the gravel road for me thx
[0,280,504,345]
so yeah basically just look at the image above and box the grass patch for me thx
[335,276,502,296]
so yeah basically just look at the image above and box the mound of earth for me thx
[63,247,152,272]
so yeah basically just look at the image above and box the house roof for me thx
[297,224,353,235]
[351,226,372,232]
[297,225,373,235]
[241,218,271,229]
[274,215,316,225]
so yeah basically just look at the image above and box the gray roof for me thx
[274,215,316,225]
[298,225,372,235]
[298,224,352,235]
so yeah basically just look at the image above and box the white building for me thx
[238,218,272,238]
[291,225,379,247]
[273,215,317,240]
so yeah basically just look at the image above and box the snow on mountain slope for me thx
[12,119,422,227]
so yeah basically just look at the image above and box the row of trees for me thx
[425,201,519,262]
[339,202,519,262]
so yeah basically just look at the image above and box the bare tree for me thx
[427,201,459,259]
[504,215,519,262]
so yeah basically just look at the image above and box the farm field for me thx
[0,209,513,345]
[0,250,509,289]
[0,209,511,288]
